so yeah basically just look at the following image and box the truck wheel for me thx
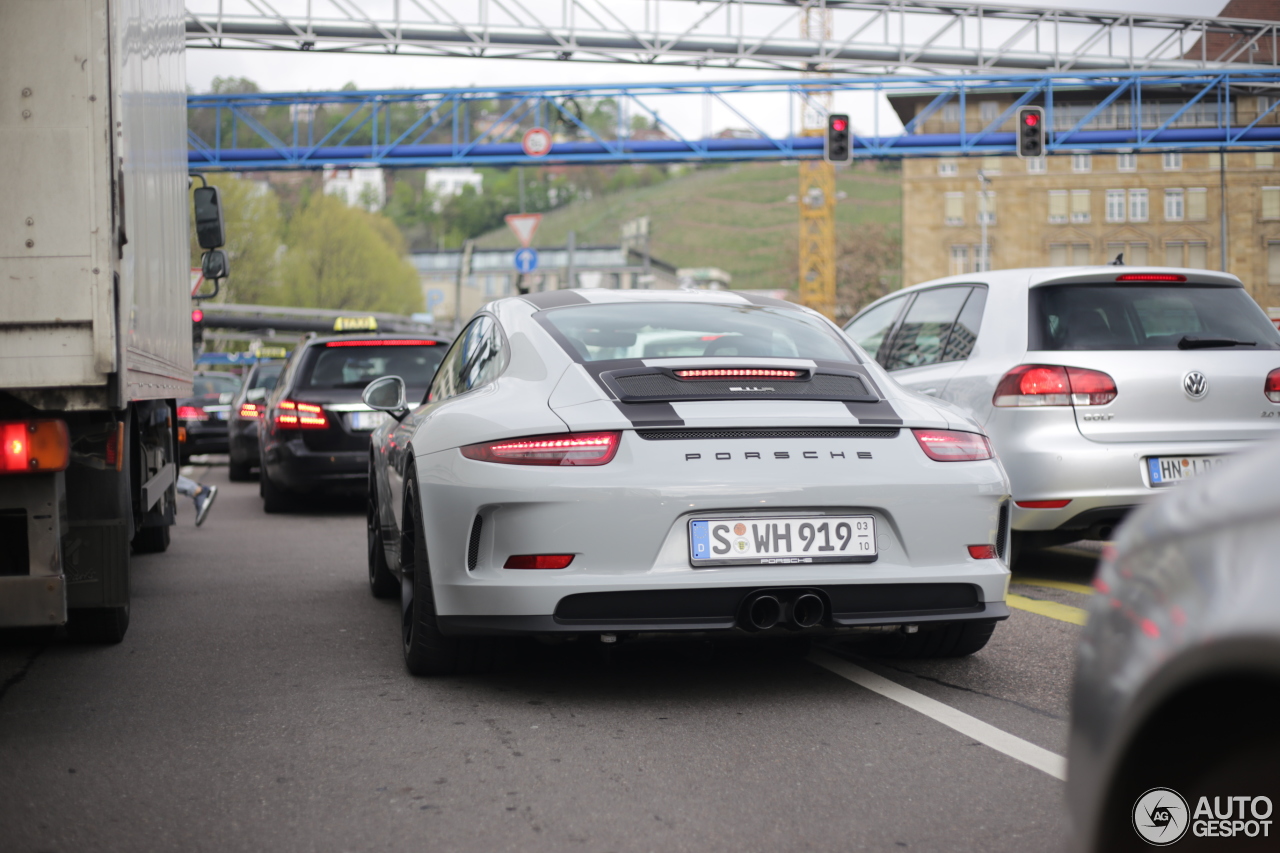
[400,480,497,675]
[132,523,170,553]
[864,619,997,659]
[67,605,130,645]
[261,472,295,513]
[227,456,253,482]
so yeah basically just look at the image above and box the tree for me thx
[277,194,423,314]
[188,174,283,304]
[834,222,902,322]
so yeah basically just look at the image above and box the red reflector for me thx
[1115,274,1187,282]
[911,429,993,462]
[0,419,70,474]
[177,405,208,421]
[673,369,802,379]
[967,544,997,560]
[324,339,440,347]
[461,432,620,466]
[1015,499,1072,509]
[504,554,574,570]
[1266,368,1280,403]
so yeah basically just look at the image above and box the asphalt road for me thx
[0,464,1098,853]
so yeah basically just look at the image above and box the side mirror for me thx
[247,387,267,402]
[362,375,408,414]
[201,249,230,281]
[193,185,226,249]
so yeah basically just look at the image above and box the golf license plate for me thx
[348,411,389,432]
[1146,455,1224,487]
[689,515,877,567]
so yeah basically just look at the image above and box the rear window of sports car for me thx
[543,303,855,362]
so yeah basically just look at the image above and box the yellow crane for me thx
[796,6,837,320]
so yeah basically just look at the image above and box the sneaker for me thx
[194,484,218,527]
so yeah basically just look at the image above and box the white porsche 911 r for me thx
[362,289,1012,675]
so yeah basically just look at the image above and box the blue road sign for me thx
[514,248,539,274]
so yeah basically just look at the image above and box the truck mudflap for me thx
[0,576,65,628]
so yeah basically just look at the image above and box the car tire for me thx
[261,471,296,513]
[400,479,497,676]
[227,455,253,482]
[865,619,997,659]
[131,523,170,554]
[367,490,398,600]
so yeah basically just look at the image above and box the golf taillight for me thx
[993,365,1116,407]
[177,405,208,421]
[239,403,262,419]
[1266,369,1280,403]
[911,429,993,462]
[0,419,70,474]
[274,400,329,429]
[503,555,575,570]
[460,432,621,466]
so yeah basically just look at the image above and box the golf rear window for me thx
[543,302,854,362]
[300,343,447,389]
[1029,283,1280,351]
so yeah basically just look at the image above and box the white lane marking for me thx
[809,649,1067,781]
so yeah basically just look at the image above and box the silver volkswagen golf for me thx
[362,289,1011,675]
[844,266,1280,564]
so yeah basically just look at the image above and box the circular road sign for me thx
[522,127,552,157]
[514,248,539,274]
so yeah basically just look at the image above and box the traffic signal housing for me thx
[192,307,205,350]
[825,114,852,164]
[1016,106,1045,159]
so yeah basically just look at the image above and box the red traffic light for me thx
[1023,113,1040,127]
[191,309,204,323]
[831,118,848,132]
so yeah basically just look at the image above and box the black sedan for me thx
[178,372,243,463]
[227,361,284,481]
[258,333,448,511]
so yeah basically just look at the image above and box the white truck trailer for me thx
[0,0,218,642]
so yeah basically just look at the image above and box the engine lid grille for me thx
[604,368,876,403]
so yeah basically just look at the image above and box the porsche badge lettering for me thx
[685,450,874,461]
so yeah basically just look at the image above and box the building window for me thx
[1207,152,1223,170]
[1258,152,1275,169]
[977,191,997,225]
[1072,154,1092,173]
[1129,242,1149,265]
[945,192,964,226]
[1162,152,1183,171]
[1165,241,1183,267]
[1117,153,1137,172]
[1106,189,1126,222]
[1164,188,1185,221]
[1071,190,1091,223]
[973,244,991,272]
[950,245,969,275]
[1049,243,1067,266]
[1071,243,1091,266]
[1049,190,1068,224]
[1106,242,1126,265]
[980,156,1002,176]
[1025,156,1046,174]
[1187,242,1207,269]
[1269,242,1280,285]
[942,103,960,124]
[937,159,958,176]
[1187,188,1208,221]
[1263,187,1280,220]
[1129,188,1149,222]
[979,101,1000,123]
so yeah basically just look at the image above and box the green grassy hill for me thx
[473,162,900,292]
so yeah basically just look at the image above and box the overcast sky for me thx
[186,0,1232,141]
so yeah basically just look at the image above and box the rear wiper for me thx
[1177,335,1257,350]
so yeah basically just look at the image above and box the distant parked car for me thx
[227,361,284,481]
[1067,439,1280,852]
[844,267,1280,564]
[178,371,242,463]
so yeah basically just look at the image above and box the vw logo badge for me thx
[1183,370,1208,399]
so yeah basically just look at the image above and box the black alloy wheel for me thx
[367,471,398,599]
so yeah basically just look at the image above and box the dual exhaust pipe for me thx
[741,591,825,632]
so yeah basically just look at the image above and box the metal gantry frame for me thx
[184,0,1280,74]
[187,69,1280,171]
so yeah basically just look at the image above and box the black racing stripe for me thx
[845,400,904,426]
[613,401,684,427]
[731,290,802,310]
[521,290,591,310]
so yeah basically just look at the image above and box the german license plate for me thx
[689,515,877,567]
[348,411,388,431]
[1146,455,1224,487]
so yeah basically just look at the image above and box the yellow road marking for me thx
[1011,576,1095,597]
[1007,593,1088,626]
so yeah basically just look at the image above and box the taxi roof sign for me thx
[254,346,289,359]
[334,316,378,333]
